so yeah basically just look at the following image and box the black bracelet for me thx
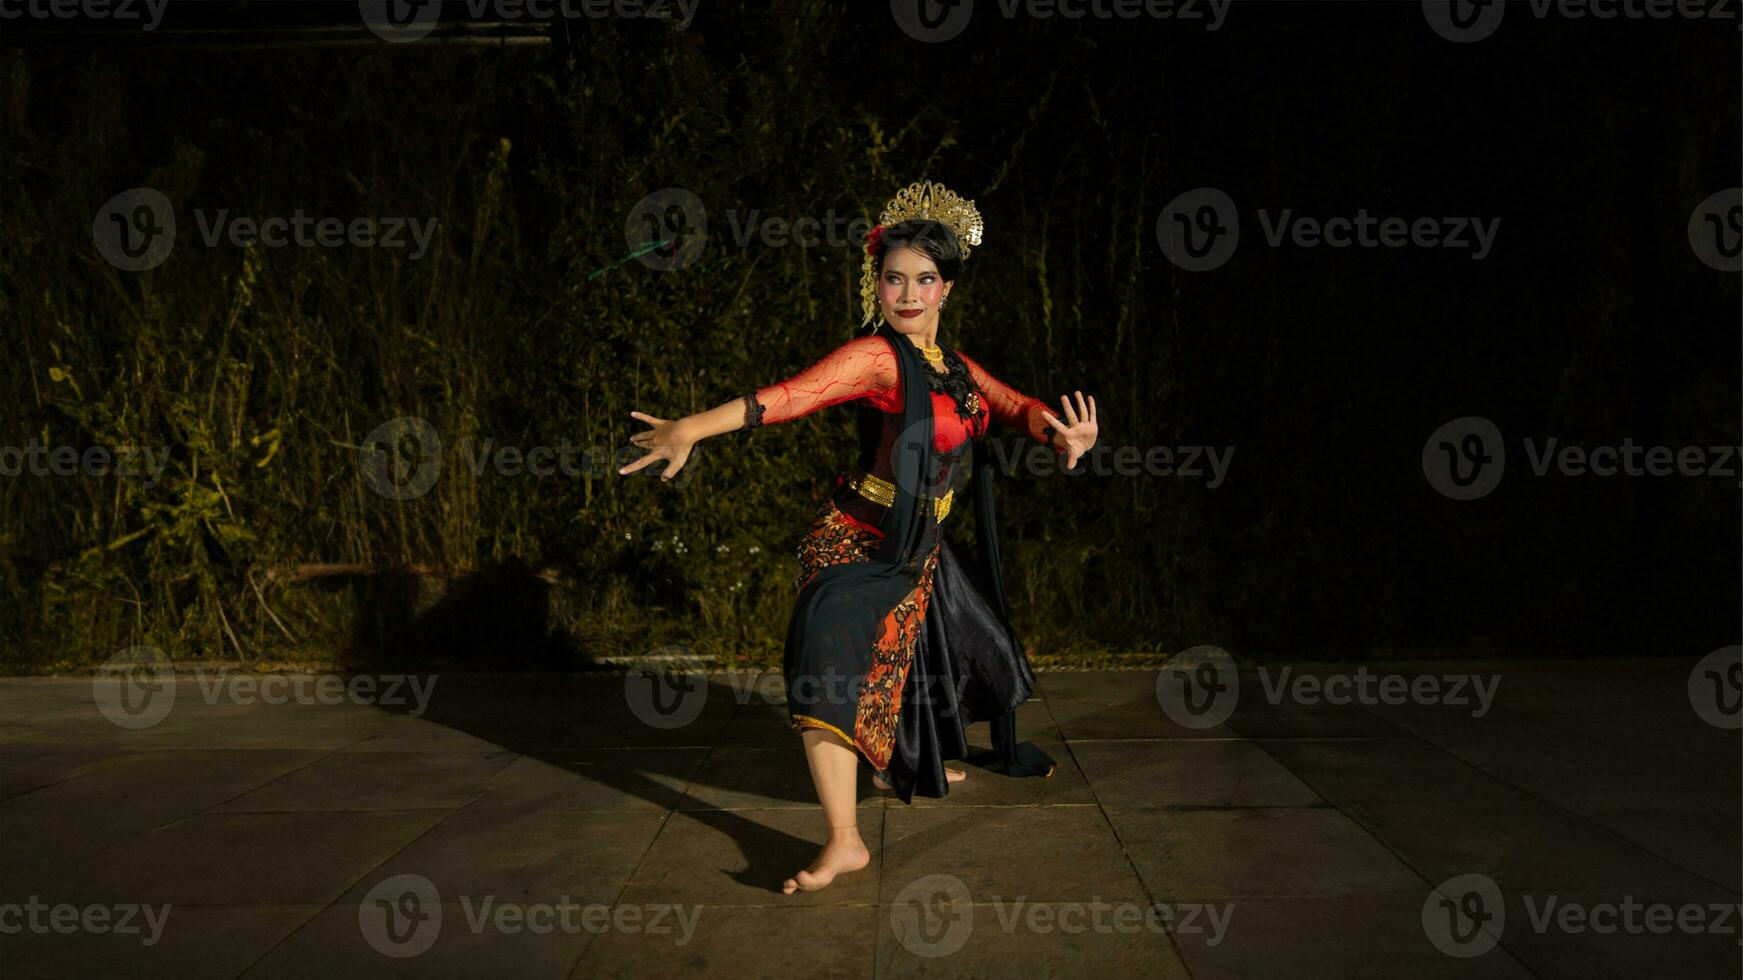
[739,392,765,430]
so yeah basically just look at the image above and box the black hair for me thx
[875,218,963,283]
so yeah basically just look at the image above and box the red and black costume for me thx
[739,321,1058,802]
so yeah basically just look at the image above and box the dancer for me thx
[619,181,1099,895]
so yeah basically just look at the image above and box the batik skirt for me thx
[786,498,941,776]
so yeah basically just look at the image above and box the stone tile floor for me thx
[0,660,1736,978]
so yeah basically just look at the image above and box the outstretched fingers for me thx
[617,451,663,476]
[619,410,682,479]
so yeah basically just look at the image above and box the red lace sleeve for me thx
[742,335,898,427]
[958,350,1054,448]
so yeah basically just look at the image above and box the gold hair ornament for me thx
[859,180,985,327]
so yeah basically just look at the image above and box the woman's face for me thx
[878,245,952,338]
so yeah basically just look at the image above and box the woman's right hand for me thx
[619,411,696,482]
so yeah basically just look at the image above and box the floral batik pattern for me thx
[790,500,941,772]
[792,499,883,595]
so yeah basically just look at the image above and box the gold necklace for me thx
[913,339,945,369]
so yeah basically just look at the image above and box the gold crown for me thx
[860,180,985,326]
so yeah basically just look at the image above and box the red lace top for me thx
[743,335,1053,451]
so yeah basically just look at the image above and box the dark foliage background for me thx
[1,1,1736,671]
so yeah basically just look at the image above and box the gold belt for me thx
[847,470,954,522]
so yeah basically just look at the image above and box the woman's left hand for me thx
[1041,391,1099,469]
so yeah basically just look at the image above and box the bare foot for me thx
[782,833,870,894]
[870,767,966,791]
